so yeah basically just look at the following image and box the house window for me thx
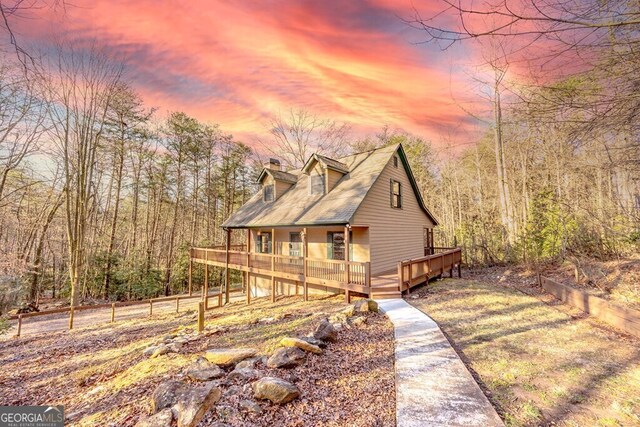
[393,156,398,168]
[326,231,353,260]
[263,184,274,202]
[309,173,325,195]
[289,232,302,257]
[255,231,272,254]
[391,179,402,208]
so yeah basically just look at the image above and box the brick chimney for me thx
[265,158,281,171]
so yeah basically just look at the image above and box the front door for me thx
[289,232,302,256]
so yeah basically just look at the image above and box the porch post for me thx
[271,227,276,303]
[188,248,193,296]
[225,228,231,304]
[303,227,308,301]
[246,228,251,305]
[344,225,351,303]
[203,263,209,309]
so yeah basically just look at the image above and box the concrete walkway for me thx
[378,299,504,427]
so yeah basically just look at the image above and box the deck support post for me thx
[397,262,403,293]
[224,228,231,305]
[204,263,209,309]
[458,263,462,278]
[303,227,309,301]
[271,228,276,303]
[344,225,351,303]
[246,228,251,305]
[188,249,193,296]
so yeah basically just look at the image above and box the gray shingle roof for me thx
[301,153,350,174]
[256,168,297,184]
[222,144,438,228]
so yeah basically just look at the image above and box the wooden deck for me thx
[190,246,463,302]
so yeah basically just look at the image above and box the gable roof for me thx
[222,143,438,228]
[301,153,349,174]
[256,168,297,184]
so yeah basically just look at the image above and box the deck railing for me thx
[397,247,462,292]
[190,247,371,291]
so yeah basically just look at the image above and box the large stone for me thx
[252,377,300,404]
[280,337,322,354]
[266,347,306,369]
[151,381,185,413]
[228,367,260,382]
[151,345,170,359]
[354,299,378,313]
[329,312,348,324]
[236,357,259,369]
[143,346,159,357]
[341,305,357,317]
[205,348,258,367]
[186,357,225,381]
[135,408,173,427]
[313,319,337,342]
[299,336,327,349]
[172,382,221,427]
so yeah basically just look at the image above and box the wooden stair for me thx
[370,284,402,300]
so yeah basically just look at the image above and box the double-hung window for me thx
[391,179,402,208]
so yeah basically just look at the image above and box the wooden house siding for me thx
[352,149,435,274]
[326,169,343,192]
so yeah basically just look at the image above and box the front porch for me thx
[188,226,463,304]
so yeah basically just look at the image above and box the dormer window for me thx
[309,173,325,195]
[263,184,274,202]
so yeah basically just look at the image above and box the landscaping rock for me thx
[354,299,378,313]
[252,377,300,404]
[151,345,170,358]
[329,312,348,324]
[280,337,322,354]
[236,357,258,369]
[352,316,367,327]
[171,382,221,427]
[313,319,337,342]
[135,408,173,427]
[167,343,182,353]
[332,322,343,331]
[341,305,356,316]
[204,348,258,367]
[266,347,306,369]
[186,357,224,381]
[239,399,263,414]
[151,381,185,412]
[300,336,327,349]
[228,367,260,382]
[143,346,159,357]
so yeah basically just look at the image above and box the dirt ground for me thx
[408,274,640,427]
[0,294,395,427]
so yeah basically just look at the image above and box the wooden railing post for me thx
[149,299,153,316]
[303,227,308,301]
[188,249,193,296]
[407,261,412,294]
[246,228,251,305]
[397,261,403,292]
[16,314,22,337]
[203,263,209,309]
[176,297,180,313]
[197,301,204,333]
[69,307,74,330]
[111,303,115,323]
[366,261,371,297]
[224,228,231,305]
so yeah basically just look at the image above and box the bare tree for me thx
[43,42,123,307]
[259,108,351,168]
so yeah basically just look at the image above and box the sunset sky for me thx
[16,0,483,150]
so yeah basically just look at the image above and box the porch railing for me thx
[190,247,371,290]
[398,247,462,291]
